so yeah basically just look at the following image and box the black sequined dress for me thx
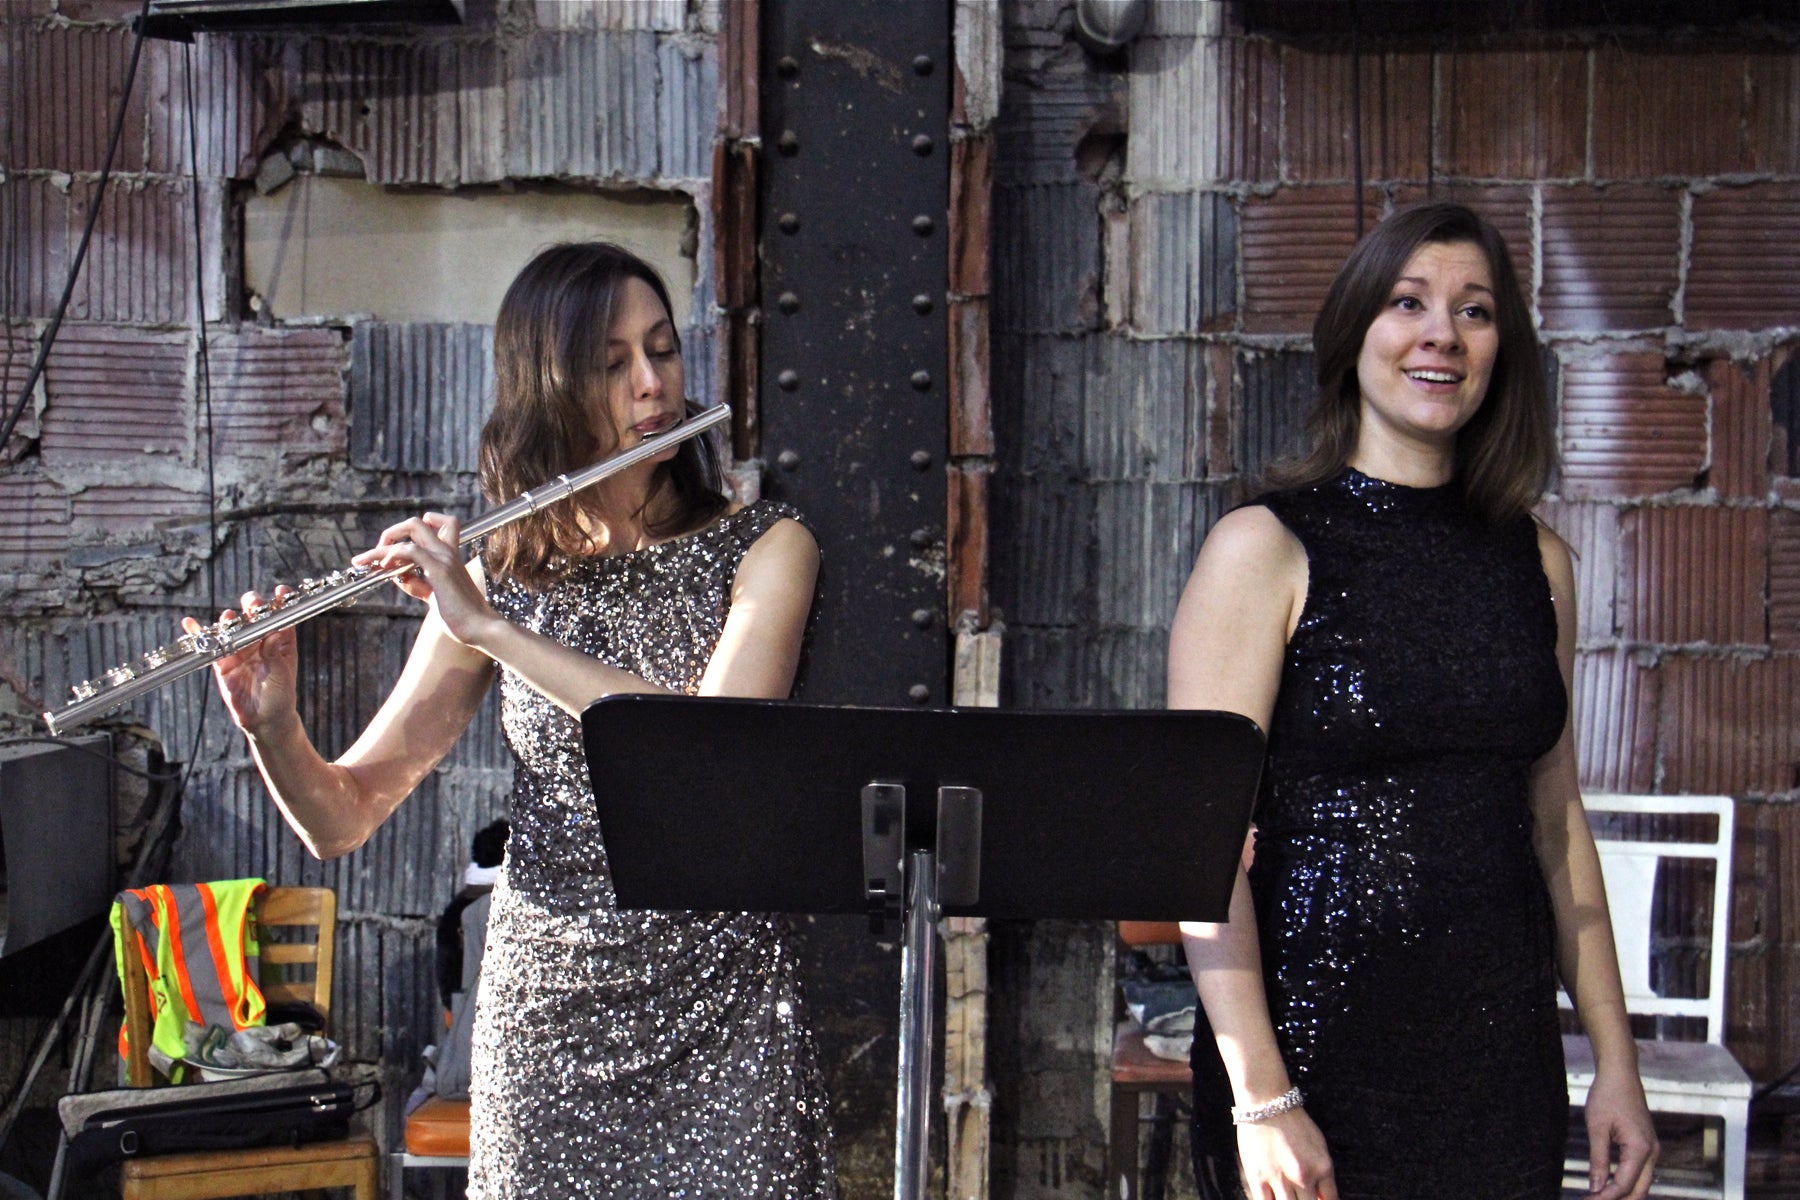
[1190,468,1569,1199]
[468,501,835,1199]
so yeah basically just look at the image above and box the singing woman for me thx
[189,243,835,1198]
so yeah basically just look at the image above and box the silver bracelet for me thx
[1230,1086,1304,1125]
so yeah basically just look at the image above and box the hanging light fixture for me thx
[1073,0,1149,56]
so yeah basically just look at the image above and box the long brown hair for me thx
[1268,202,1553,523]
[478,243,727,586]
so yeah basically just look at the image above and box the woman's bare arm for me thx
[1170,505,1337,1200]
[1530,525,1657,1200]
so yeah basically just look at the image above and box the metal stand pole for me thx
[894,847,937,1200]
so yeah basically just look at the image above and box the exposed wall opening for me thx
[244,173,697,326]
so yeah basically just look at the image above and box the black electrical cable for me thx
[0,0,154,453]
[1350,0,1364,239]
[180,32,222,783]
[1754,1055,1800,1103]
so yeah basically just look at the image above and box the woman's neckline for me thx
[558,501,757,567]
[1339,464,1458,495]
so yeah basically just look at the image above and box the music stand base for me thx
[895,848,936,1200]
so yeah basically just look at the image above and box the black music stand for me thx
[581,695,1264,1200]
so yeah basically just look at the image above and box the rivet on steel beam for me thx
[778,212,800,234]
[909,450,932,470]
[912,215,934,237]
[908,684,930,703]
[777,449,802,471]
[911,294,934,315]
[910,370,932,392]
[778,130,801,155]
[778,292,800,314]
[911,609,934,630]
[777,369,800,391]
[777,55,800,78]
[911,134,934,156]
[910,527,934,549]
[913,55,934,76]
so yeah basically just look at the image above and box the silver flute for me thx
[43,404,731,736]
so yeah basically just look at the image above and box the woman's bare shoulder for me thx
[1196,503,1306,578]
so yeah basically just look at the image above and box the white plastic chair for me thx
[1561,793,1752,1200]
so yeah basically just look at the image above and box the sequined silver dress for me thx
[467,500,836,1199]
[1190,469,1569,1199]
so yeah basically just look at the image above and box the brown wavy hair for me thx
[1266,201,1553,523]
[478,243,727,586]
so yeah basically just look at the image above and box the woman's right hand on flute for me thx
[351,513,504,652]
[182,587,299,737]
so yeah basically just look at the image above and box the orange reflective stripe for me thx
[158,890,205,1027]
[194,883,249,1029]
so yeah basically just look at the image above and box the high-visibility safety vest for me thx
[112,880,268,1073]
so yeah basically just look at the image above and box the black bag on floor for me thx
[57,1069,369,1194]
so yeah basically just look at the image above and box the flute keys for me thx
[71,679,100,701]
[140,646,172,669]
[104,665,137,687]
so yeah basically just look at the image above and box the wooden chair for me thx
[1562,794,1753,1200]
[1108,920,1193,1200]
[389,1096,469,1199]
[117,885,380,1200]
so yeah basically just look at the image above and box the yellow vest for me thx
[112,880,268,1072]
